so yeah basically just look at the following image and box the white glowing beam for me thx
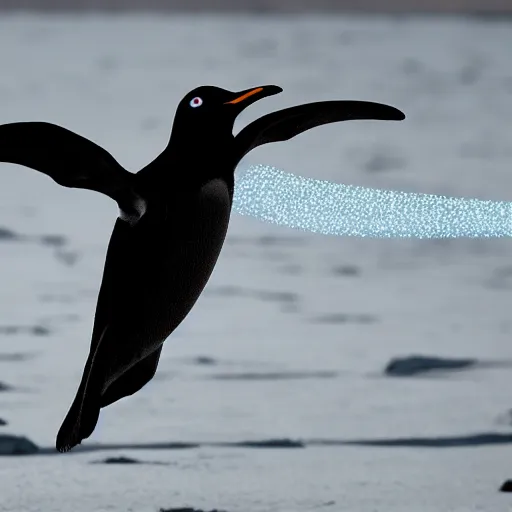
[233,165,512,239]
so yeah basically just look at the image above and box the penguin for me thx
[0,85,405,452]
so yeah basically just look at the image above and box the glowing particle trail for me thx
[233,164,512,239]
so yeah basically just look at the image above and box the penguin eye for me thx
[189,97,203,108]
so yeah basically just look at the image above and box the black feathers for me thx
[235,100,405,162]
[0,122,145,222]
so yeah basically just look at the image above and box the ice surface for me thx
[0,13,511,512]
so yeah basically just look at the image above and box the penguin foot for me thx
[56,397,101,453]
[55,422,83,453]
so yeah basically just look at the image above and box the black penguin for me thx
[0,85,405,452]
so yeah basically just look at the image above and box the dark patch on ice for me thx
[0,228,70,250]
[207,370,338,381]
[191,356,217,366]
[204,286,299,312]
[34,441,200,455]
[9,432,512,456]
[226,234,305,248]
[0,418,7,426]
[385,355,477,376]
[0,381,14,392]
[340,432,512,448]
[384,355,512,377]
[256,235,305,247]
[22,438,303,456]
[311,313,377,325]
[254,290,295,302]
[159,507,227,512]
[204,285,242,297]
[95,455,141,464]
[0,226,20,241]
[331,264,360,277]
[0,352,34,362]
[499,480,512,493]
[38,294,76,303]
[383,355,512,377]
[0,325,50,337]
[92,455,168,465]
[175,356,279,371]
[0,434,38,455]
[0,228,76,269]
[229,438,304,448]
[254,290,298,310]
[0,326,22,336]
[31,325,51,336]
[362,150,406,173]
[39,234,67,247]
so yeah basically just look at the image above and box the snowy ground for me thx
[0,13,511,512]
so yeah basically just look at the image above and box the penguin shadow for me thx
[0,225,79,266]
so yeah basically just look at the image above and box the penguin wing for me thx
[234,101,405,162]
[0,122,146,223]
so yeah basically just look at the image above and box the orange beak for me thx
[224,87,264,105]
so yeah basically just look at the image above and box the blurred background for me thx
[0,2,511,512]
[0,0,511,13]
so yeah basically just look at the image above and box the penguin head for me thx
[174,85,282,136]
